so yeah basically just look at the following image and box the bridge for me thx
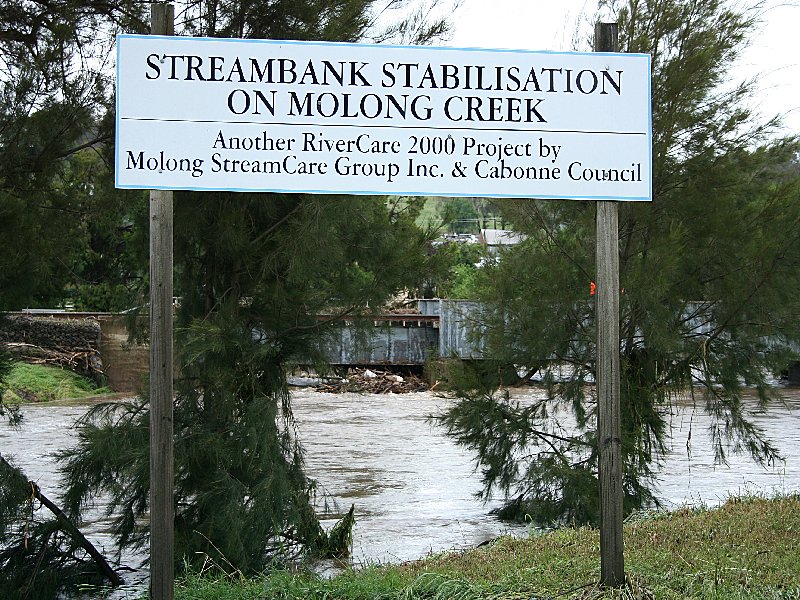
[321,300,483,366]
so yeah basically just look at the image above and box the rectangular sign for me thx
[116,35,651,201]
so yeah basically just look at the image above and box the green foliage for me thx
[438,198,481,233]
[64,187,433,574]
[321,504,356,559]
[437,198,504,234]
[0,351,17,425]
[0,69,145,310]
[445,241,485,268]
[64,152,149,312]
[59,193,435,575]
[429,241,488,299]
[0,194,79,309]
[447,264,479,299]
[439,0,800,526]
[1,1,456,595]
[436,385,659,527]
[0,0,134,310]
[0,0,457,314]
[171,193,436,562]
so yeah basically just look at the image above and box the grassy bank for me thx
[1,362,112,403]
[170,495,800,599]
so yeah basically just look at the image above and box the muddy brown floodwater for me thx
[2,386,799,597]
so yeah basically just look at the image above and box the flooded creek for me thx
[2,387,799,596]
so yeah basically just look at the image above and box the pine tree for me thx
[58,193,438,573]
[438,0,800,526]
[1,0,455,595]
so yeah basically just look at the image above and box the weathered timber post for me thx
[149,4,175,600]
[594,21,625,588]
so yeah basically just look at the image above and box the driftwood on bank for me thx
[3,342,103,381]
[315,368,429,394]
[0,315,104,382]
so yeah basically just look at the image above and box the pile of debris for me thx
[0,316,104,382]
[315,368,429,394]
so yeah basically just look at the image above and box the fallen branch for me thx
[0,454,123,587]
[28,481,123,587]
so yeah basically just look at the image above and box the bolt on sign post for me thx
[116,16,650,597]
[148,4,175,600]
[594,22,625,588]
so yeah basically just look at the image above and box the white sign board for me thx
[116,35,651,201]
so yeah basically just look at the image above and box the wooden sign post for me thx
[594,22,625,588]
[149,4,175,600]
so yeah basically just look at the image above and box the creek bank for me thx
[1,362,113,404]
[175,494,800,600]
[0,315,104,381]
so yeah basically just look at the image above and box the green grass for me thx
[1,362,112,403]
[169,495,800,599]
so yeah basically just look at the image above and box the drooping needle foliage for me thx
[58,193,438,574]
[438,0,800,525]
[1,0,456,595]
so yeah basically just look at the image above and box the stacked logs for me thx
[0,316,104,381]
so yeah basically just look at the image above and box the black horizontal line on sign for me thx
[118,117,647,137]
